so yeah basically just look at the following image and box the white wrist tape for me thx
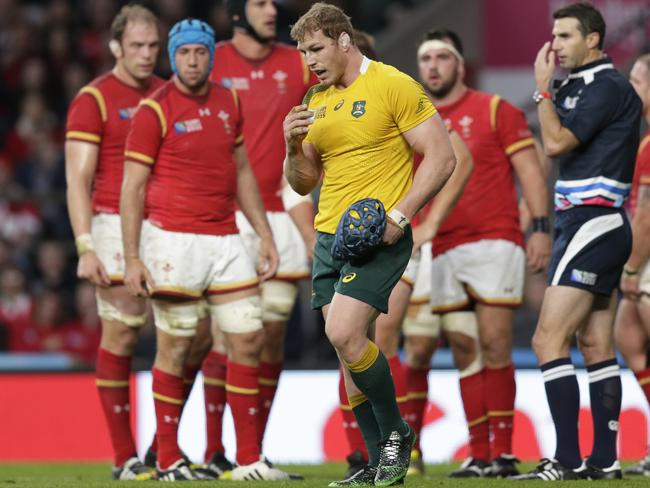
[75,233,94,256]
[281,184,313,211]
[388,208,410,230]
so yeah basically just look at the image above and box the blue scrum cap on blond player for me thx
[168,18,216,74]
[331,198,386,261]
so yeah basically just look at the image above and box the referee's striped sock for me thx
[541,358,581,469]
[587,358,621,469]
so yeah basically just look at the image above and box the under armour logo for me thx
[164,415,179,424]
[251,70,264,79]
[248,407,258,416]
[199,107,211,117]
[113,403,130,414]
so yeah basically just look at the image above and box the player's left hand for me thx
[257,235,279,281]
[526,232,552,273]
[534,41,555,90]
[412,224,435,256]
[382,220,404,246]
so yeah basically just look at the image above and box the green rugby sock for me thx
[350,394,381,467]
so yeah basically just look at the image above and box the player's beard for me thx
[425,70,458,99]
[178,71,210,91]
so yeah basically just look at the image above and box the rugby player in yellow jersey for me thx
[283,3,456,486]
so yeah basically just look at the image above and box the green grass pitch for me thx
[1,462,650,487]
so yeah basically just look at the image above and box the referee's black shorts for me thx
[547,206,631,296]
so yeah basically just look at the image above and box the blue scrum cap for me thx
[167,18,215,74]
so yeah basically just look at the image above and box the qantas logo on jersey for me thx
[174,118,203,133]
[221,77,250,91]
[272,70,288,94]
[118,107,138,119]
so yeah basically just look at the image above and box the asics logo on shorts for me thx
[342,272,357,283]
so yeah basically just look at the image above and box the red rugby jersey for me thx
[432,89,534,256]
[628,131,650,219]
[65,72,164,214]
[125,79,243,235]
[210,42,316,211]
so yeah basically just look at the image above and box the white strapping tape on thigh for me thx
[152,301,200,337]
[281,183,313,211]
[96,295,147,327]
[261,280,299,322]
[197,299,210,320]
[211,295,263,334]
[402,304,441,338]
[442,312,483,378]
[442,311,479,339]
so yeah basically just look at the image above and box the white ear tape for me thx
[109,39,121,57]
[340,32,350,49]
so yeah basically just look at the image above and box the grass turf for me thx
[0,462,649,486]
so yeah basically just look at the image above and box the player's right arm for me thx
[412,130,473,253]
[120,101,161,297]
[283,104,322,195]
[65,141,111,287]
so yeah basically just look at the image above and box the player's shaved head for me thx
[290,2,354,45]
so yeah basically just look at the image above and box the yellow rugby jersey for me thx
[304,58,437,233]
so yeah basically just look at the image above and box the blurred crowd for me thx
[0,0,423,369]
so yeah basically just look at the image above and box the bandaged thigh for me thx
[402,303,441,338]
[261,280,298,322]
[210,295,263,333]
[96,292,147,327]
[442,312,482,377]
[152,300,200,337]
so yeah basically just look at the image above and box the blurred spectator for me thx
[31,239,74,297]
[0,266,35,351]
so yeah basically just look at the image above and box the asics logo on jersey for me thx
[334,99,345,111]
[342,272,357,283]
[351,100,366,118]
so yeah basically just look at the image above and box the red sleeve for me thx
[65,91,103,145]
[495,98,535,158]
[124,103,163,165]
[230,89,244,146]
[638,136,650,186]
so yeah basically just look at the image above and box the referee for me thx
[517,2,642,481]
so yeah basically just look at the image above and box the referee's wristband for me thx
[532,217,550,234]
[75,233,94,256]
[387,208,410,231]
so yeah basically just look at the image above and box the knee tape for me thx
[442,311,479,339]
[261,280,298,322]
[402,303,441,338]
[96,295,147,327]
[210,295,263,334]
[152,301,200,337]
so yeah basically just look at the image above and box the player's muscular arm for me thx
[519,140,551,231]
[234,144,279,281]
[511,146,552,272]
[286,200,316,261]
[120,161,154,296]
[65,140,110,286]
[535,42,580,156]
[399,114,456,220]
[412,131,473,252]
[283,104,322,195]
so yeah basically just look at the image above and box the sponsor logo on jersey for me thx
[312,106,326,120]
[198,107,211,117]
[563,96,579,109]
[118,107,138,119]
[251,69,264,80]
[334,99,344,111]
[570,269,597,286]
[220,77,250,90]
[174,118,203,133]
[351,100,366,118]
[416,97,428,114]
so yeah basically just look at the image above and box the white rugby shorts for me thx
[91,213,126,283]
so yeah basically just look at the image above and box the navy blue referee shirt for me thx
[553,57,642,211]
